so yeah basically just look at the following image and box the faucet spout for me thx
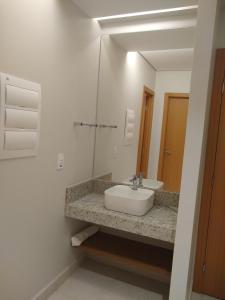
[138,172,144,187]
[130,175,138,190]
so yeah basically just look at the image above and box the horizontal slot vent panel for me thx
[5,108,38,129]
[4,131,37,150]
[6,85,39,109]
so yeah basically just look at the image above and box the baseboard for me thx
[192,292,218,300]
[31,256,84,300]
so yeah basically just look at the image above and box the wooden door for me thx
[194,49,225,299]
[158,94,189,192]
[136,86,154,178]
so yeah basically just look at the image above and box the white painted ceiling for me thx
[72,0,198,18]
[72,0,196,71]
[111,27,195,52]
[141,49,193,70]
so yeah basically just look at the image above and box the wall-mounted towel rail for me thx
[74,122,117,129]
[74,122,98,128]
[98,124,118,129]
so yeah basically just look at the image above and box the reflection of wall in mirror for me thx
[94,36,156,182]
[94,35,192,183]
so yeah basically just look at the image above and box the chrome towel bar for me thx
[74,122,98,127]
[74,122,117,129]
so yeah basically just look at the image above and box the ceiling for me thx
[73,0,197,71]
[72,0,198,18]
[111,27,195,52]
[141,49,193,71]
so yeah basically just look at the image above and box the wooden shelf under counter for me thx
[80,232,173,283]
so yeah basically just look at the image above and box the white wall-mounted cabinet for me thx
[0,73,41,159]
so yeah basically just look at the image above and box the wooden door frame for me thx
[193,49,225,292]
[157,93,189,180]
[136,86,154,178]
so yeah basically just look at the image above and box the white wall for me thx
[169,0,220,299]
[94,36,156,181]
[149,71,192,179]
[0,1,100,300]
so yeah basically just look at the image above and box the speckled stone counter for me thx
[65,185,177,243]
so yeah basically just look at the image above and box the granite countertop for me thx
[65,192,177,244]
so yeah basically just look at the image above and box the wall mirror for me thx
[93,32,193,193]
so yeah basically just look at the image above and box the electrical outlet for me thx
[57,153,64,170]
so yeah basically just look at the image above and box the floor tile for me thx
[48,260,167,300]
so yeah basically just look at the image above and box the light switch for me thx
[57,153,64,170]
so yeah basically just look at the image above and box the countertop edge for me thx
[65,202,176,244]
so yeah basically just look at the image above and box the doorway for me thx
[157,93,189,192]
[136,86,154,178]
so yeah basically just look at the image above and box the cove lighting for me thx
[127,52,137,67]
[94,5,198,21]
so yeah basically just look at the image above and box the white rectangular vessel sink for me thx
[104,185,154,216]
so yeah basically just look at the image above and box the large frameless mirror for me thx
[92,33,193,193]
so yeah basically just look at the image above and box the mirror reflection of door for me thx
[136,86,154,178]
[157,93,189,192]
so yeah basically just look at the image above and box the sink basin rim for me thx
[105,185,154,201]
[104,185,155,216]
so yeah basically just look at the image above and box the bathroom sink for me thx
[104,185,154,216]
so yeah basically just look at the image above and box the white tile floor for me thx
[48,260,169,300]
[192,292,219,300]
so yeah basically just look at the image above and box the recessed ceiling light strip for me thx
[94,5,198,21]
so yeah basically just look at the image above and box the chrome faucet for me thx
[130,173,144,190]
[138,172,144,188]
[130,175,138,190]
